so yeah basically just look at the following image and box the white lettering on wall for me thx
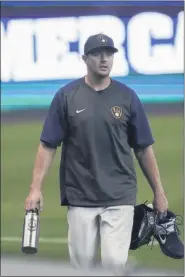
[1,12,184,82]
[127,12,184,74]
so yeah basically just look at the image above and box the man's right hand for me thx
[24,188,43,212]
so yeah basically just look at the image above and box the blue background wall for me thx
[1,1,184,111]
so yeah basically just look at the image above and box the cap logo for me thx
[97,34,108,44]
[111,106,122,119]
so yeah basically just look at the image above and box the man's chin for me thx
[97,71,110,78]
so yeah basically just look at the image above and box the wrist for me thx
[30,185,41,192]
[153,187,165,196]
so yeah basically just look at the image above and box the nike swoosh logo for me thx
[76,108,86,113]
[159,235,166,244]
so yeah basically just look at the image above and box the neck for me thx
[85,73,111,91]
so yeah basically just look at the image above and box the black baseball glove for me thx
[130,203,155,250]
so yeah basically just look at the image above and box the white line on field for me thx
[1,237,68,244]
[1,236,158,246]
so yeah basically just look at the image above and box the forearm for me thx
[134,145,165,195]
[30,143,56,191]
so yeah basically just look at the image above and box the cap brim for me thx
[86,46,118,55]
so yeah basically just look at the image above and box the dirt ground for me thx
[1,255,184,276]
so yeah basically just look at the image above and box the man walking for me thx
[25,33,168,275]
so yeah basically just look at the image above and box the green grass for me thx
[1,115,184,270]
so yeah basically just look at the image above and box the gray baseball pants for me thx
[67,205,134,276]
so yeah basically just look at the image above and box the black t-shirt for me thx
[40,77,154,207]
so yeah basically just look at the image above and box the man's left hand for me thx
[153,191,168,213]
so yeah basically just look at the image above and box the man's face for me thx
[83,48,114,77]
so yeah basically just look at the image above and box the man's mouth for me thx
[100,65,108,70]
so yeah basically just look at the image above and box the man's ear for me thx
[82,55,88,63]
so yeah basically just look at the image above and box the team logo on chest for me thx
[111,106,122,119]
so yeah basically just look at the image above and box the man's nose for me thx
[100,52,108,61]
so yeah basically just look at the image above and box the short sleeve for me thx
[40,89,67,148]
[128,91,155,149]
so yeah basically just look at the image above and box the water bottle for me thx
[21,208,40,254]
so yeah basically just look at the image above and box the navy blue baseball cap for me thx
[84,33,118,55]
